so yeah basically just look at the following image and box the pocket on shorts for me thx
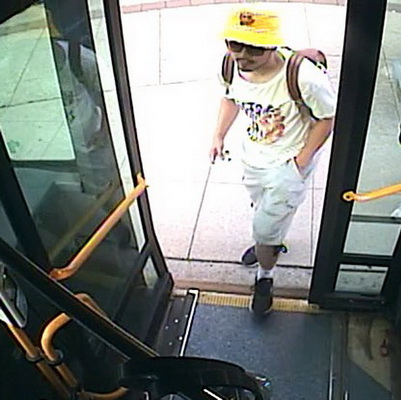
[281,159,307,209]
[287,157,305,181]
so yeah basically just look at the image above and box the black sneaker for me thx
[241,245,258,267]
[250,278,273,316]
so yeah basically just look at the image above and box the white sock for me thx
[257,266,274,281]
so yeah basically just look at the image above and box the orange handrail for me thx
[40,294,103,391]
[343,183,401,202]
[50,174,147,281]
[84,387,129,400]
[41,311,80,390]
[40,293,128,400]
[49,179,120,261]
[6,323,70,399]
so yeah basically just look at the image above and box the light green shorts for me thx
[242,158,314,246]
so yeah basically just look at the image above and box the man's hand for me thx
[209,137,225,164]
[295,117,334,173]
[294,154,310,172]
[209,98,239,163]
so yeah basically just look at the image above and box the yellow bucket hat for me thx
[222,8,283,47]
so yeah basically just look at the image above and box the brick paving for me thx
[122,0,346,13]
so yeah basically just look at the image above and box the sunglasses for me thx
[226,40,270,56]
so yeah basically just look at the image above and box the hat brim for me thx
[223,31,283,47]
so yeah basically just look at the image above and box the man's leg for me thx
[255,244,279,275]
[250,243,286,316]
[248,159,311,316]
[249,244,279,316]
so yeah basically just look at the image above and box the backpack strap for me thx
[286,52,304,107]
[286,49,327,119]
[222,52,235,88]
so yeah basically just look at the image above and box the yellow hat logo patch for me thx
[239,12,256,26]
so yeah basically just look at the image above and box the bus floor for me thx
[184,292,401,400]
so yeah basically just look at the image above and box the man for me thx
[45,1,115,197]
[209,7,336,316]
[45,3,131,244]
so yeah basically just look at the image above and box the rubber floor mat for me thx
[185,303,332,400]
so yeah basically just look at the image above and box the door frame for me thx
[309,0,401,311]
[0,134,52,270]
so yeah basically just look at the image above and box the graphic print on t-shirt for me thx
[240,101,286,144]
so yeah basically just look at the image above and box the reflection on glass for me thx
[0,200,18,249]
[143,258,159,289]
[0,0,142,315]
[344,221,401,256]
[87,0,146,250]
[335,264,387,295]
[343,2,401,257]
[116,257,162,338]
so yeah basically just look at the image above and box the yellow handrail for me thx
[6,323,70,399]
[40,293,129,400]
[50,174,147,281]
[40,294,105,391]
[343,183,401,202]
[49,179,120,261]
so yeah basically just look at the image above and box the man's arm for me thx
[295,58,336,169]
[295,117,334,169]
[209,97,240,163]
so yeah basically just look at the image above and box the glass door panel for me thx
[0,0,136,266]
[336,1,401,294]
[335,264,388,295]
[0,0,166,325]
[344,221,401,256]
[86,0,146,251]
[310,0,401,310]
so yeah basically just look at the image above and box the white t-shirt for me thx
[225,49,336,168]
[55,40,115,195]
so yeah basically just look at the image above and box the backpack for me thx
[221,47,328,119]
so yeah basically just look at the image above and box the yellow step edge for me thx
[198,291,322,314]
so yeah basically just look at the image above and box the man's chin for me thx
[238,65,254,72]
[237,60,257,71]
